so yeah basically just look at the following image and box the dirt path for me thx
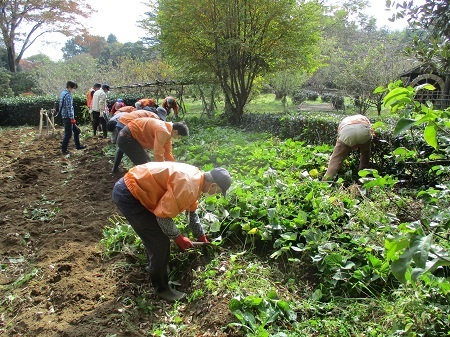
[0,126,236,336]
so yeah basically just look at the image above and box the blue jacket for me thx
[59,89,74,119]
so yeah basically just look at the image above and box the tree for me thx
[0,69,14,96]
[387,0,450,39]
[388,0,450,100]
[62,34,108,59]
[0,0,92,72]
[156,0,323,122]
[309,1,411,114]
[106,34,118,44]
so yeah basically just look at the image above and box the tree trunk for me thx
[7,46,16,73]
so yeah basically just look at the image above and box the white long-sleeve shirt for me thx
[91,88,107,114]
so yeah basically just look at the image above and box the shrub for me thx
[305,91,319,101]
[291,90,307,105]
[321,93,333,103]
[331,95,345,110]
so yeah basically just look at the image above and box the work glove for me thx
[196,234,210,243]
[70,118,76,125]
[174,234,193,251]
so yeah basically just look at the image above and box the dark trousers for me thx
[92,111,107,137]
[112,178,170,282]
[112,127,150,172]
[61,118,81,151]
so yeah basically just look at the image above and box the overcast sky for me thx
[24,0,412,61]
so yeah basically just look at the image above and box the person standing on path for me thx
[86,83,101,133]
[60,81,87,155]
[112,162,232,302]
[323,114,375,180]
[91,84,110,138]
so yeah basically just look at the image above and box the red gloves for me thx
[174,234,193,251]
[197,234,210,243]
[70,118,76,125]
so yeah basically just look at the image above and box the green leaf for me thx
[391,247,414,283]
[383,87,410,107]
[385,237,409,261]
[423,124,438,149]
[393,118,416,136]
[410,235,432,268]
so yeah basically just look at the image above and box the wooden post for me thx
[39,108,45,138]
[38,108,57,138]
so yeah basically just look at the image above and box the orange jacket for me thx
[161,96,178,117]
[110,102,126,114]
[127,118,175,161]
[116,106,136,114]
[118,110,160,126]
[86,88,95,108]
[124,162,204,218]
[138,98,157,108]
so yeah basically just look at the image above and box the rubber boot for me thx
[150,271,186,302]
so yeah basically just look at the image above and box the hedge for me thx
[0,94,142,127]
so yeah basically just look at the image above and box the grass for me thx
[181,93,390,119]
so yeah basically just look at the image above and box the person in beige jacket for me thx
[323,114,375,180]
[91,84,110,138]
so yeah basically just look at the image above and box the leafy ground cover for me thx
[1,114,449,336]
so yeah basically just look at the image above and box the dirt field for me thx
[0,126,237,337]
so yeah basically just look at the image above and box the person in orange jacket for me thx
[135,98,157,110]
[86,83,101,109]
[112,117,188,173]
[323,114,375,180]
[112,162,232,302]
[107,108,167,145]
[116,105,136,114]
[118,108,166,126]
[161,96,179,118]
[110,98,126,114]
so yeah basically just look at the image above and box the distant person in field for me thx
[323,114,375,180]
[59,81,86,155]
[112,162,231,302]
[110,98,126,115]
[135,98,157,111]
[86,83,102,133]
[111,117,188,173]
[161,96,179,119]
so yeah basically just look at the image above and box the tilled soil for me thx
[0,126,237,337]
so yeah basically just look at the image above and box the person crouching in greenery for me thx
[323,114,375,180]
[112,162,231,302]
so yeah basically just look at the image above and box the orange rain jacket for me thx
[116,106,136,114]
[127,118,175,162]
[137,98,157,108]
[118,110,160,126]
[124,162,204,218]
[161,96,178,117]
[86,88,95,109]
